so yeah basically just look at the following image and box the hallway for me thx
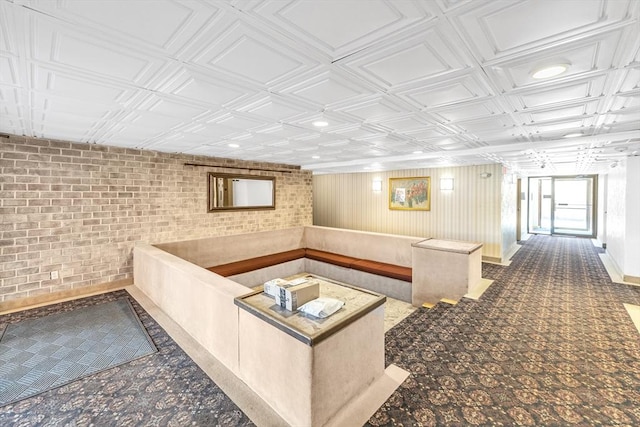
[369,235,640,425]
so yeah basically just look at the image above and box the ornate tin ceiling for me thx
[1,0,639,174]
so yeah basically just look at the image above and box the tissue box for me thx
[275,282,319,311]
[264,277,309,297]
[263,278,290,297]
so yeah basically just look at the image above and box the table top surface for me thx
[234,274,386,346]
[412,238,483,254]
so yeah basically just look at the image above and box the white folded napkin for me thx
[298,297,344,318]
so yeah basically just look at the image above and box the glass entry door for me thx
[552,176,595,236]
[527,175,596,237]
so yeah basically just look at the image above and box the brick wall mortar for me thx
[0,135,313,302]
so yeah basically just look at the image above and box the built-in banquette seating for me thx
[207,248,413,282]
[134,225,482,394]
[134,226,421,377]
[147,225,420,304]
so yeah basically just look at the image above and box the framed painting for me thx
[389,177,431,211]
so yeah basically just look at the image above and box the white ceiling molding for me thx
[0,0,639,175]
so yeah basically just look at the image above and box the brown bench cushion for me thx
[307,249,412,282]
[207,247,412,283]
[208,248,306,277]
[304,249,358,268]
[351,259,412,282]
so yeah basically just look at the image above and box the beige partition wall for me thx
[313,164,506,261]
[133,243,252,373]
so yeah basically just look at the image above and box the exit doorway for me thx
[527,175,597,237]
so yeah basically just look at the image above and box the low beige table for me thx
[234,275,386,427]
[411,238,483,305]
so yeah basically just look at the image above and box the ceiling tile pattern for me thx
[1,0,639,175]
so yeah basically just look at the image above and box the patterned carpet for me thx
[367,235,640,426]
[1,235,639,426]
[0,290,253,427]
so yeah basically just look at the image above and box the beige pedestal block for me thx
[235,278,386,427]
[411,239,483,306]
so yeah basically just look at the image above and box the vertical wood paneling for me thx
[313,164,505,259]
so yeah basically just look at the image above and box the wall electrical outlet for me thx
[50,271,59,280]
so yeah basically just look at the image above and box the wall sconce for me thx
[372,179,382,192]
[440,178,454,191]
[480,172,492,179]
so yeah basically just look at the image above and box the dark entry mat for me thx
[0,298,156,406]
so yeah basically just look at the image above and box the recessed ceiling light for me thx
[228,143,240,148]
[312,155,320,159]
[531,63,570,79]
[563,132,583,138]
[413,150,423,154]
[312,120,329,127]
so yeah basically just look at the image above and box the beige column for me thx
[411,239,483,306]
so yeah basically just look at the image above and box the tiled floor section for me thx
[625,304,640,334]
[383,296,416,332]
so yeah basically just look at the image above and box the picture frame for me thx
[389,177,431,211]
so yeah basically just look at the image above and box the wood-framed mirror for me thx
[207,172,276,211]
